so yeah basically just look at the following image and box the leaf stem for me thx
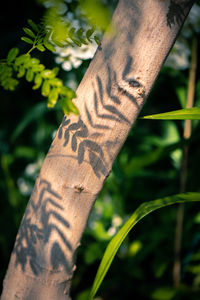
[27,45,36,54]
[27,26,44,54]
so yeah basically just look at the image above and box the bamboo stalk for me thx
[173,37,197,287]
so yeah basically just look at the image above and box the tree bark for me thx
[1,0,194,299]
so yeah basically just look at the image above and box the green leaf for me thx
[77,28,84,37]
[60,97,79,115]
[80,0,110,31]
[37,36,44,44]
[52,67,59,76]
[24,58,40,68]
[86,28,95,42]
[44,40,56,52]
[70,38,82,47]
[32,73,42,89]
[7,48,19,63]
[60,86,76,98]
[27,19,39,32]
[23,27,36,39]
[89,192,200,300]
[176,87,186,108]
[14,54,30,66]
[69,27,75,38]
[68,28,84,46]
[42,80,50,96]
[141,107,200,120]
[14,146,37,159]
[17,66,25,78]
[30,58,40,65]
[152,287,176,300]
[51,34,65,47]
[49,77,63,87]
[11,102,47,141]
[59,86,69,96]
[0,65,12,77]
[41,69,55,79]
[94,35,101,45]
[77,37,88,45]
[47,88,59,107]
[2,78,19,91]
[36,44,46,52]
[21,37,34,45]
[26,68,34,82]
[32,64,45,72]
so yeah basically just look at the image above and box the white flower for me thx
[55,42,98,71]
[62,61,72,71]
[107,226,116,236]
[70,56,82,68]
[25,163,37,176]
[17,178,32,196]
[55,56,64,63]
[112,215,123,227]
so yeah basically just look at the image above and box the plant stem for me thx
[27,28,43,54]
[173,37,198,287]
[27,45,36,54]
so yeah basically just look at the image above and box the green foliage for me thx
[89,193,200,300]
[7,48,19,63]
[0,0,105,115]
[42,8,101,48]
[20,19,55,52]
[142,107,200,120]
[0,49,77,114]
[39,0,112,48]
[80,0,111,31]
[0,63,19,91]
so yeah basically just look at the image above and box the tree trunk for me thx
[1,0,194,299]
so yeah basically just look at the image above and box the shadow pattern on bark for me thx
[58,57,142,179]
[166,0,194,28]
[13,179,72,275]
[58,116,108,179]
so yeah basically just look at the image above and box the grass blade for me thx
[89,192,200,300]
[11,102,48,141]
[141,107,200,120]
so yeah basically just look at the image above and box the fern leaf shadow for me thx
[58,53,145,179]
[13,179,72,275]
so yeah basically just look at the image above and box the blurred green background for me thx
[0,1,200,299]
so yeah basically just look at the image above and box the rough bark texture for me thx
[1,0,194,299]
